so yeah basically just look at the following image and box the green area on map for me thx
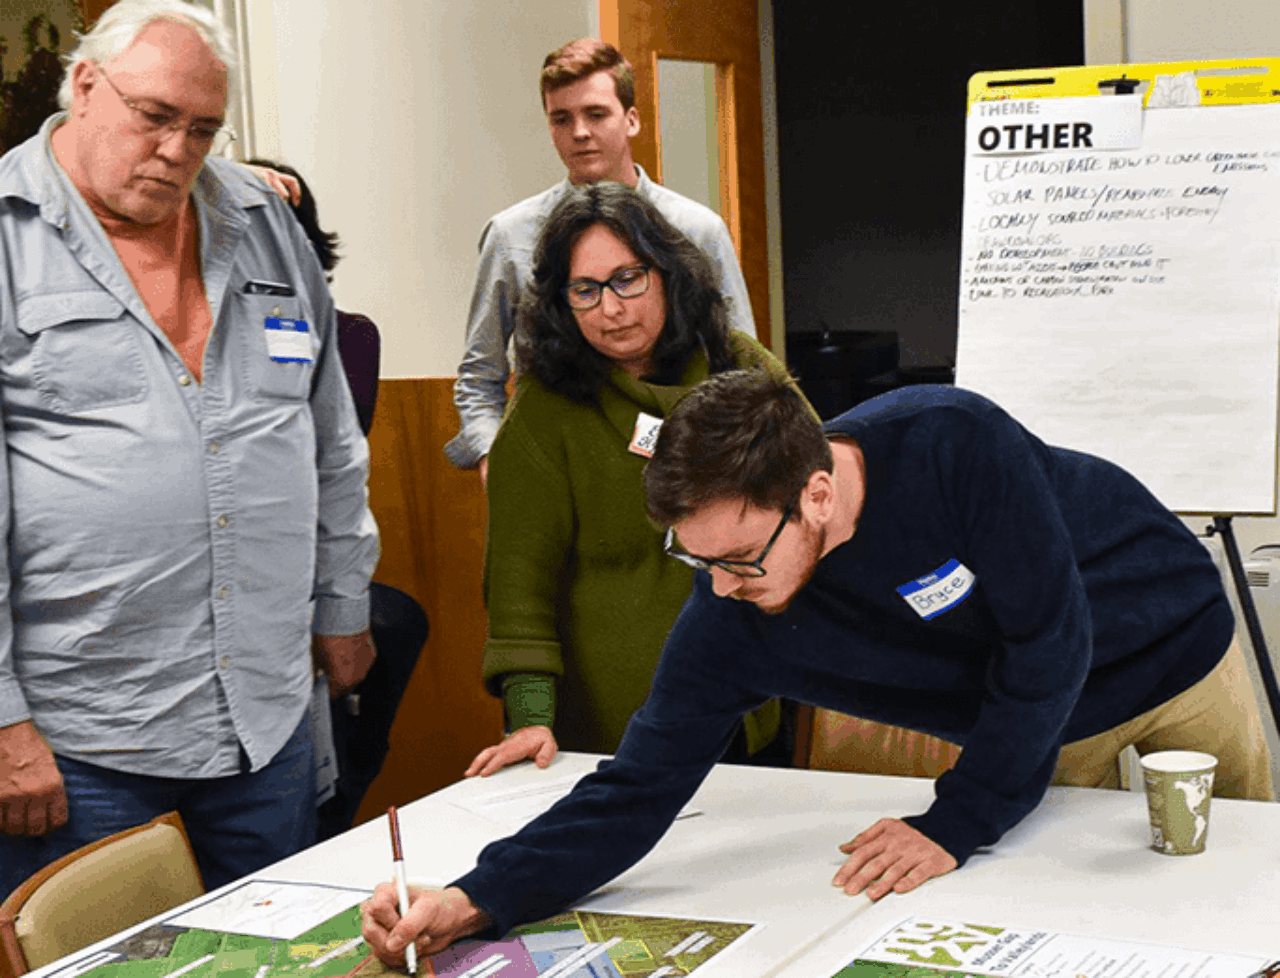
[578,910,751,974]
[76,905,368,978]
[511,909,753,976]
[74,904,753,978]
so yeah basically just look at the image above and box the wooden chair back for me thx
[799,706,963,777]
[0,811,204,977]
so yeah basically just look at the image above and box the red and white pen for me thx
[387,806,418,975]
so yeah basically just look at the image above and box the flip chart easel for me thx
[955,59,1280,740]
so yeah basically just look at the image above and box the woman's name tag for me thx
[629,412,663,458]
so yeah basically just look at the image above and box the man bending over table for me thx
[364,370,1272,959]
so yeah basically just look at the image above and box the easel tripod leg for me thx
[1210,516,1280,742]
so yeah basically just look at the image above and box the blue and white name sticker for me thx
[629,412,663,458]
[264,317,312,363]
[897,559,977,620]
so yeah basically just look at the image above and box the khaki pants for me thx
[1053,637,1275,801]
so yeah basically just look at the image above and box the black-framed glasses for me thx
[664,502,795,579]
[95,62,236,155]
[564,265,650,310]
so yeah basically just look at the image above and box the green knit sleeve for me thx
[481,382,575,716]
[501,673,556,730]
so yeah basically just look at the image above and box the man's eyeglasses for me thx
[95,63,236,155]
[664,502,795,579]
[564,265,650,310]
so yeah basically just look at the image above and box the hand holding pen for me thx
[387,807,418,975]
[361,810,492,969]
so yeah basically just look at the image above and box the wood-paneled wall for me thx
[353,379,502,824]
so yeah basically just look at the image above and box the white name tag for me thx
[897,559,977,620]
[264,317,313,363]
[629,412,663,458]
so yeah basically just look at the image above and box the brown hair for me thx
[644,370,834,526]
[540,37,635,111]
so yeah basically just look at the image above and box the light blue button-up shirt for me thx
[0,116,379,777]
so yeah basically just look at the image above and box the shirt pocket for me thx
[15,292,149,414]
[239,292,316,401]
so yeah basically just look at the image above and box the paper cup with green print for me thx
[1140,750,1217,855]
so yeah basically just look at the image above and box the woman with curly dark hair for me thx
[466,181,795,776]
[511,181,737,401]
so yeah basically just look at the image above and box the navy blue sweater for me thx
[452,386,1233,935]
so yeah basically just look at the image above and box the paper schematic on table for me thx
[43,887,759,978]
[827,917,1278,978]
[352,909,758,978]
[167,880,369,939]
[42,896,371,978]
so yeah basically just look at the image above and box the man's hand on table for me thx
[314,631,377,697]
[0,720,68,836]
[833,817,958,900]
[362,885,491,963]
[465,725,557,778]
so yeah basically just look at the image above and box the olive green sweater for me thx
[482,332,786,754]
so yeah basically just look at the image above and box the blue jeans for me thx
[0,718,315,901]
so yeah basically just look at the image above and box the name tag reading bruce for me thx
[897,559,977,620]
[629,412,663,458]
[264,317,313,363]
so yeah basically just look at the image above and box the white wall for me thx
[656,60,719,214]
[1127,0,1280,62]
[243,0,595,378]
[1086,0,1280,64]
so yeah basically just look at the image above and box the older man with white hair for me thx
[0,0,378,896]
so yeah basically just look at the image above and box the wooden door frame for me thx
[602,1,771,346]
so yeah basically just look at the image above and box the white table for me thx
[260,753,1279,976]
[31,753,1280,978]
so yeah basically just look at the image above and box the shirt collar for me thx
[551,162,652,203]
[0,113,76,229]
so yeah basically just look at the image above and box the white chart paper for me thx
[957,102,1280,514]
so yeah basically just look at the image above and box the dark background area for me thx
[773,0,1084,392]
[0,1,82,155]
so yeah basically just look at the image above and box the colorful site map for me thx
[828,918,1279,978]
[410,909,754,978]
[48,904,371,978]
[47,896,755,978]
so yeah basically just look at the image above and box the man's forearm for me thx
[446,374,506,468]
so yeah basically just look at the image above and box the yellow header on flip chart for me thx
[968,58,1280,108]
